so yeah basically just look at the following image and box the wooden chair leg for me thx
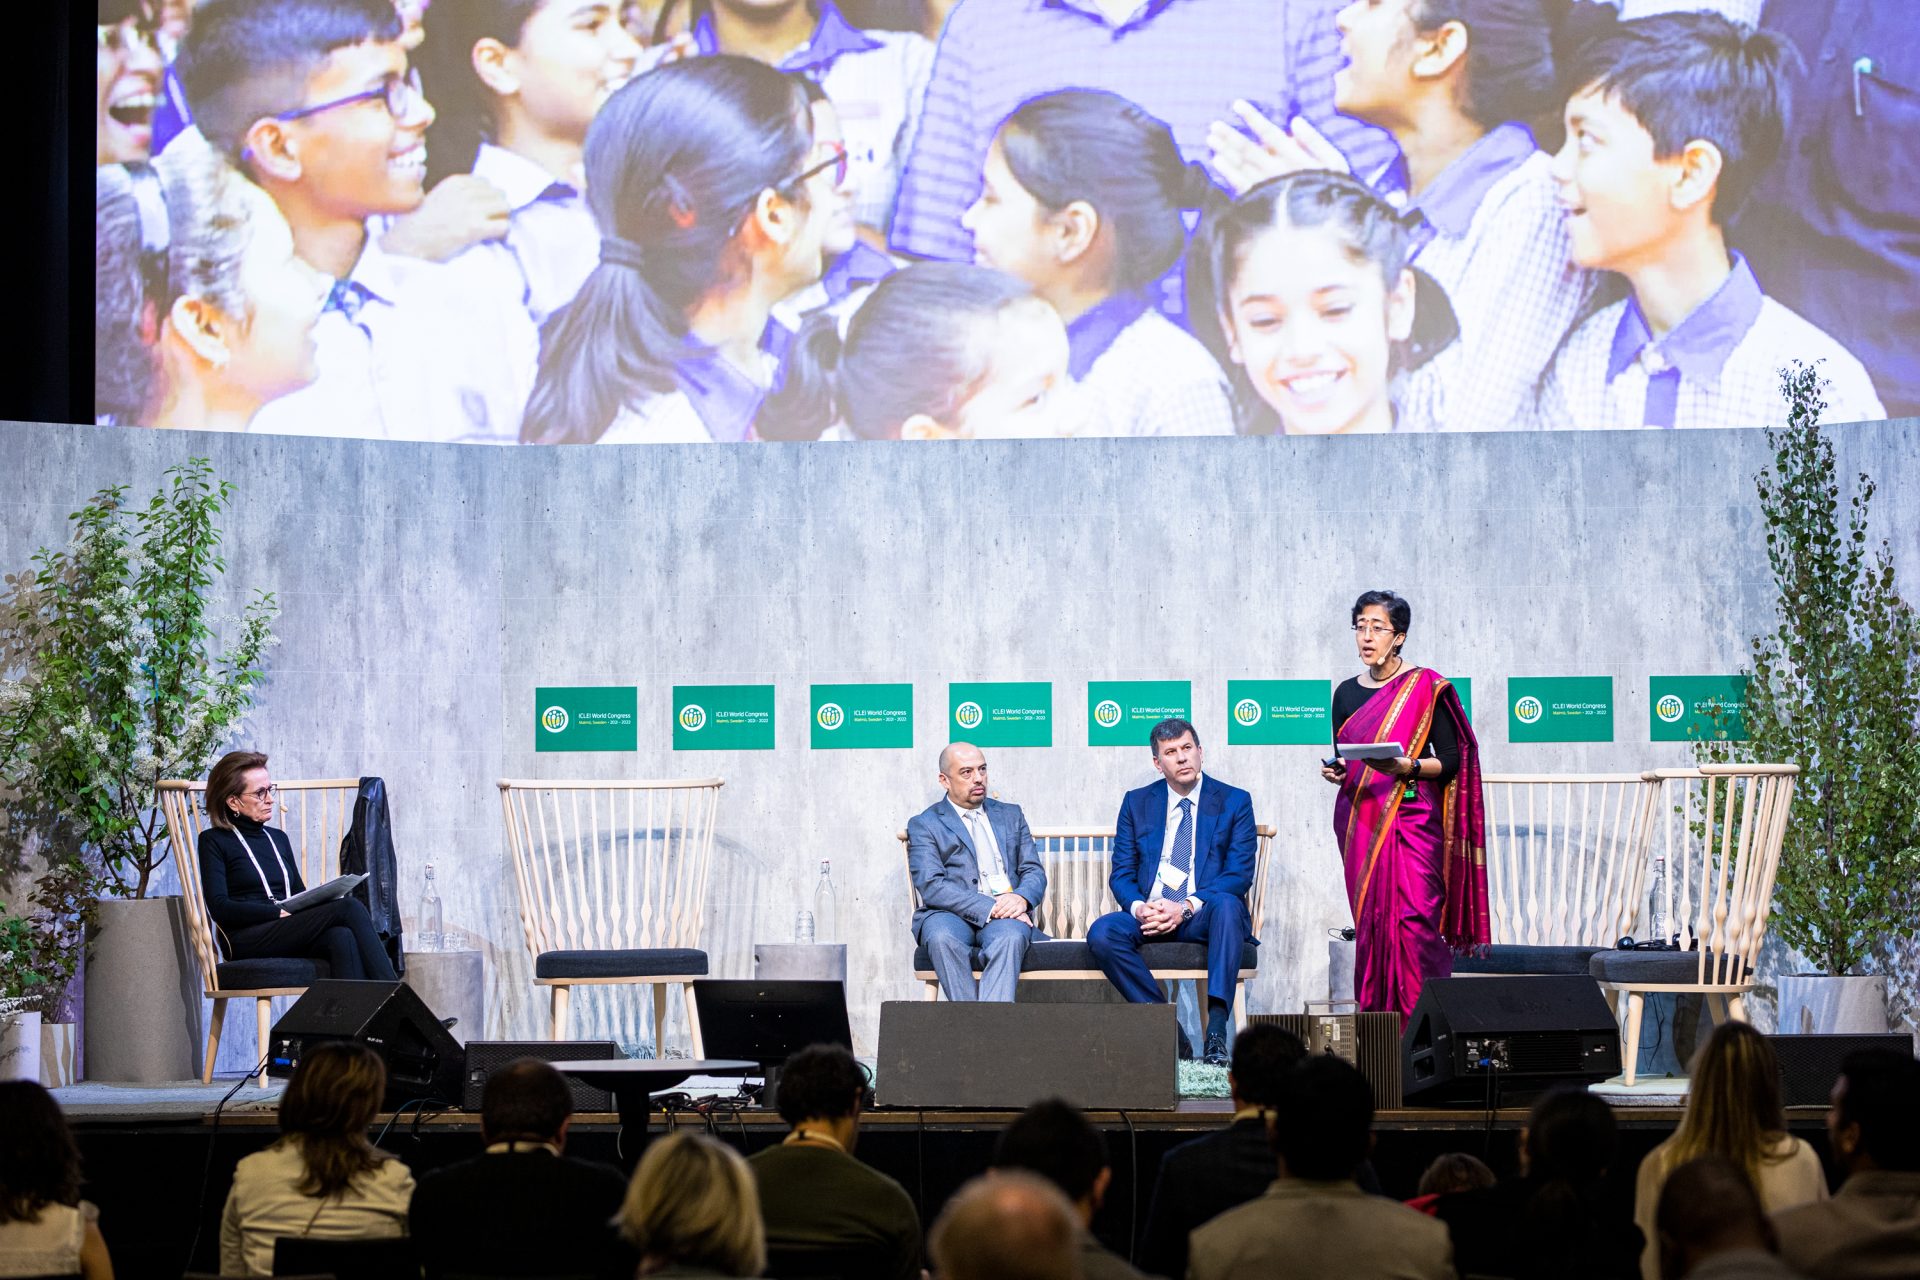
[550,985,571,1040]
[652,984,670,1058]
[203,998,227,1085]
[1727,993,1747,1023]
[1233,980,1249,1030]
[923,980,940,1001]
[683,982,704,1059]
[1602,986,1620,1017]
[1704,993,1730,1026]
[255,997,273,1088]
[1622,991,1646,1088]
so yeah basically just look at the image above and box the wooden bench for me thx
[899,824,1275,1027]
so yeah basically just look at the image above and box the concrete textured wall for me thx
[3,419,1916,1073]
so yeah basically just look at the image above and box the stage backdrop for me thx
[3,418,1917,1072]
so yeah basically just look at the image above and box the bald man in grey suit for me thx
[906,743,1047,1002]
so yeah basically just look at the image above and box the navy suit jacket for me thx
[1109,774,1257,914]
[906,797,1047,936]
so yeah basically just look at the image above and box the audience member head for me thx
[99,0,165,165]
[1668,1021,1787,1191]
[775,1043,867,1148]
[1828,1049,1920,1177]
[416,0,643,185]
[1228,1023,1305,1112]
[1655,1154,1775,1280]
[0,1082,84,1226]
[992,1098,1110,1225]
[618,1131,765,1279]
[180,0,433,226]
[276,1039,391,1199]
[480,1058,575,1148]
[96,134,327,430]
[930,1171,1079,1280]
[1524,1087,1618,1186]
[965,89,1213,313]
[1189,170,1450,435]
[1553,10,1796,273]
[756,262,1072,442]
[1273,1054,1375,1182]
[523,56,831,443]
[937,742,989,810]
[1417,1151,1495,1198]
[205,749,275,830]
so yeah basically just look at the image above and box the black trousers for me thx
[227,897,397,981]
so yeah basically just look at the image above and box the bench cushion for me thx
[535,949,709,980]
[1589,949,1735,984]
[914,938,1258,973]
[215,957,328,989]
[1453,945,1606,977]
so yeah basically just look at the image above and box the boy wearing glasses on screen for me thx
[178,0,539,444]
[1534,11,1883,431]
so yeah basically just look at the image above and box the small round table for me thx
[557,1058,758,1165]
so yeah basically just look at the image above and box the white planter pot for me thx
[1776,973,1889,1035]
[39,1020,77,1087]
[84,896,204,1082]
[1,1008,40,1082]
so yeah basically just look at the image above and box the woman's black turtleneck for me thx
[198,812,308,932]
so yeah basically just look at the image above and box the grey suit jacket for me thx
[906,797,1047,935]
[1188,1179,1456,1280]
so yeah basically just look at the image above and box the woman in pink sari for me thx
[1324,590,1489,1018]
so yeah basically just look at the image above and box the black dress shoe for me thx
[1202,1031,1230,1066]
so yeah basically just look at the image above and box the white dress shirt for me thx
[953,802,1011,896]
[1133,778,1203,918]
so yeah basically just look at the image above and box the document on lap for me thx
[278,873,368,914]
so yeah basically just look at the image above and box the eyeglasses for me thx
[243,785,277,801]
[782,141,849,192]
[1351,623,1399,637]
[270,69,423,125]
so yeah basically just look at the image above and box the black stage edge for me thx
[70,1102,1835,1280]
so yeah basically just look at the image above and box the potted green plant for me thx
[1715,362,1920,1032]
[0,903,48,1082]
[0,458,277,1081]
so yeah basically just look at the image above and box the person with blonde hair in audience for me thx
[1634,1022,1826,1280]
[1774,1049,1920,1280]
[618,1132,766,1279]
[219,1040,414,1276]
[0,1082,115,1280]
[930,1171,1080,1280]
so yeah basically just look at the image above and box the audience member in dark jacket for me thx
[410,1059,634,1280]
[1774,1049,1920,1280]
[1140,1024,1303,1278]
[994,1098,1161,1280]
[1437,1088,1642,1280]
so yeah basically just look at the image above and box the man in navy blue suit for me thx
[1088,718,1257,1065]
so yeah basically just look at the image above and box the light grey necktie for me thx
[968,809,1003,889]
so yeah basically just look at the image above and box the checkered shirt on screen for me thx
[1411,152,1596,431]
[1536,296,1886,431]
[889,0,1396,262]
[1075,309,1236,436]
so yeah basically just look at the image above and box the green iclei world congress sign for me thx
[1507,676,1614,743]
[1649,675,1749,742]
[535,686,638,752]
[811,683,913,749]
[949,682,1052,747]
[1227,679,1331,745]
[672,684,775,751]
[1088,680,1191,747]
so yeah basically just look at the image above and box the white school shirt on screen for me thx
[448,143,600,331]
[1076,309,1236,437]
[1613,0,1764,24]
[674,2,934,235]
[249,232,539,444]
[1535,257,1885,431]
[1375,132,1595,431]
[598,392,720,444]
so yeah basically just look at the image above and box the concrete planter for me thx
[1776,973,1888,1035]
[83,896,204,1082]
[1,1006,39,1082]
[39,1021,77,1086]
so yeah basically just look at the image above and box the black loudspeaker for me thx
[462,1040,622,1114]
[877,1002,1176,1110]
[1402,976,1622,1105]
[1767,1034,1914,1107]
[267,980,464,1108]
[1252,1012,1403,1113]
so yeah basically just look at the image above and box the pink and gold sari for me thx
[1334,668,1489,1019]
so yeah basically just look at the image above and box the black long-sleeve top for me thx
[1332,673,1459,785]
[198,814,308,933]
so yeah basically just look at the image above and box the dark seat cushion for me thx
[1453,945,1606,977]
[1588,949,1738,984]
[215,957,328,989]
[535,949,709,980]
[913,938,1258,973]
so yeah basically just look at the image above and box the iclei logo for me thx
[679,704,707,732]
[816,702,845,730]
[1655,694,1685,723]
[955,701,983,730]
[540,706,569,733]
[1233,698,1261,727]
[1093,699,1123,729]
[1514,696,1543,725]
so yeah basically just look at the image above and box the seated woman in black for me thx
[198,750,395,981]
